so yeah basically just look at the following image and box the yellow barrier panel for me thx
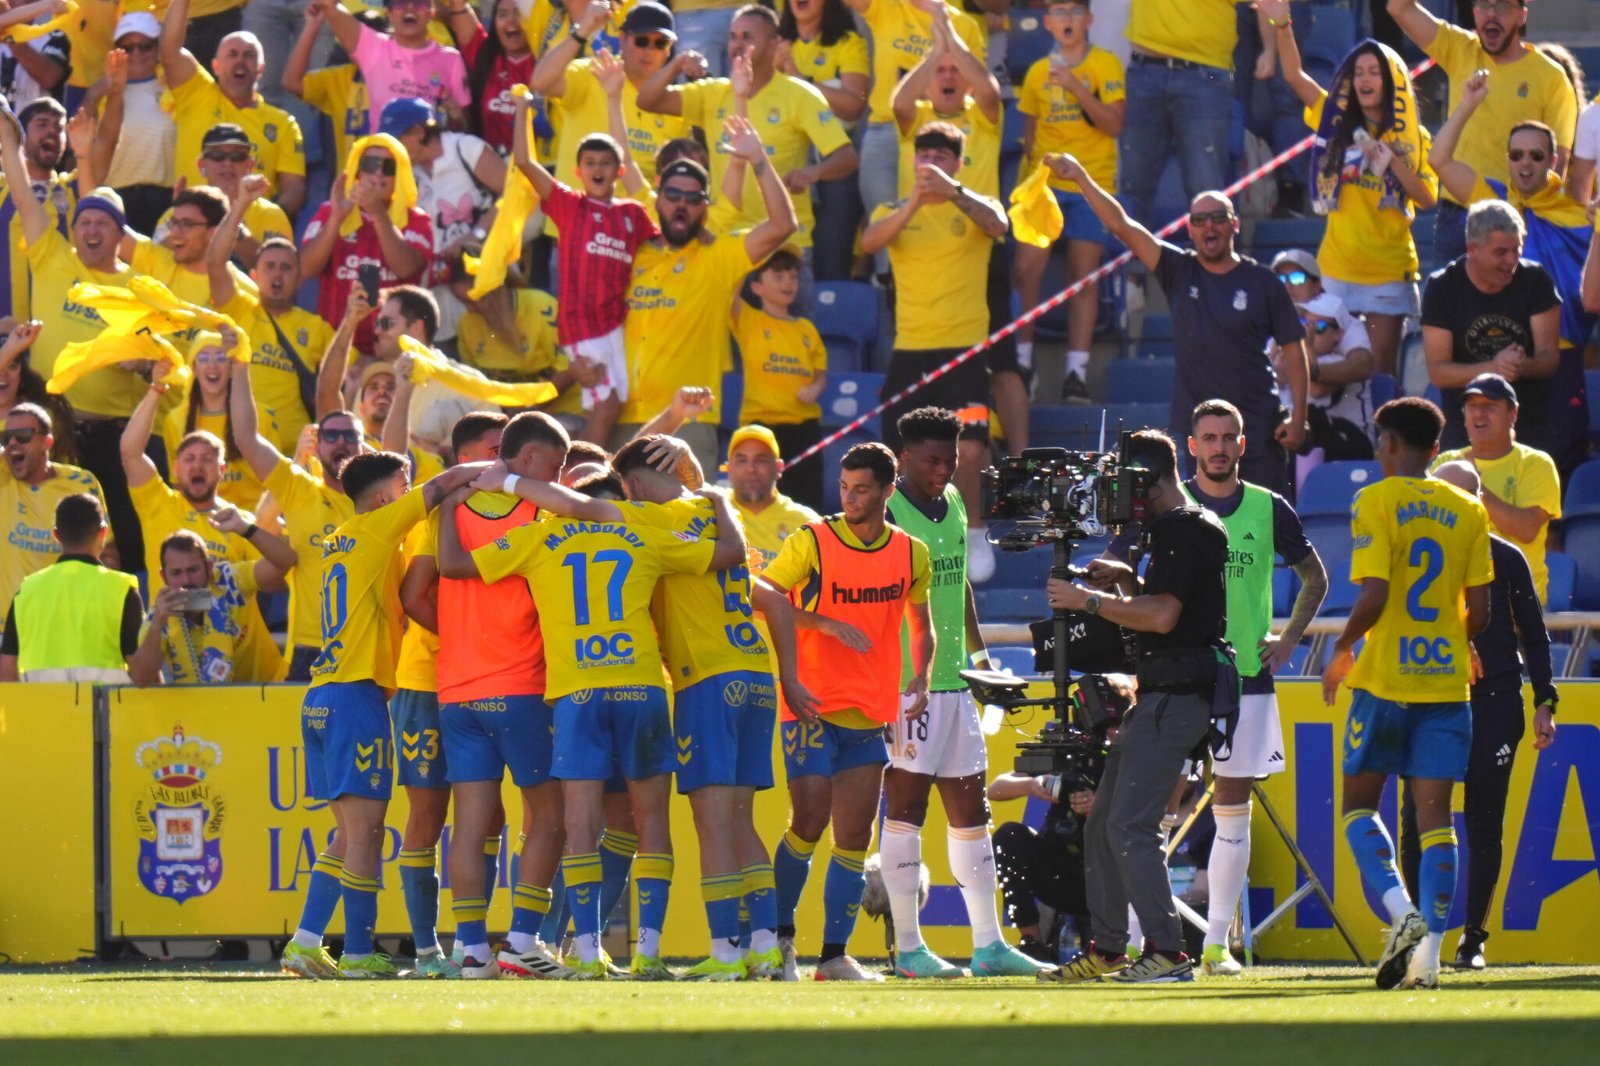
[28,677,1600,964]
[0,684,95,963]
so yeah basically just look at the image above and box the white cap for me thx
[1295,292,1351,328]
[114,12,161,41]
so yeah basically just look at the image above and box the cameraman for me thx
[1041,430,1229,984]
[991,771,1096,962]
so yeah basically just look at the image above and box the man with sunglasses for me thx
[1431,70,1592,481]
[620,115,798,474]
[1387,0,1577,264]
[1052,153,1308,497]
[530,1,689,195]
[146,125,291,270]
[160,0,307,217]
[0,403,109,643]
[228,349,363,681]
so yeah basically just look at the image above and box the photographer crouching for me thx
[1041,430,1230,984]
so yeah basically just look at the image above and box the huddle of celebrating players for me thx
[279,404,1046,982]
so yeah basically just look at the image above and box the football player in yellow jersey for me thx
[604,435,818,980]
[228,352,365,680]
[1322,397,1493,992]
[280,449,490,979]
[438,446,746,979]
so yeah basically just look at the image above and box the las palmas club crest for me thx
[133,726,227,903]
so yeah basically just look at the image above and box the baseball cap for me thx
[1294,292,1349,326]
[1270,248,1320,279]
[726,425,781,461]
[359,361,397,394]
[1461,372,1518,406]
[378,97,438,140]
[621,1,676,39]
[114,11,161,42]
[201,123,252,150]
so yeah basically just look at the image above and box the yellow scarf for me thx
[3,0,78,44]
[400,335,556,407]
[48,278,246,395]
[465,85,541,300]
[1009,163,1064,248]
[339,133,420,239]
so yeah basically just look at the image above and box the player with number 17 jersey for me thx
[1346,475,1493,703]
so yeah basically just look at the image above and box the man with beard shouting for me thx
[618,113,797,474]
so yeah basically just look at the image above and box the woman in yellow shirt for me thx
[162,334,273,511]
[1264,0,1437,378]
[778,0,869,281]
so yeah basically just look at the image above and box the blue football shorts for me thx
[440,693,555,788]
[551,685,674,781]
[303,680,393,801]
[1342,690,1472,781]
[673,669,778,794]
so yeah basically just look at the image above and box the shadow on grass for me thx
[8,1020,1600,1066]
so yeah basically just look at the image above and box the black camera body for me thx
[981,442,1154,550]
[1012,672,1122,791]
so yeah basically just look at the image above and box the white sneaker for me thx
[498,939,574,979]
[1399,946,1440,990]
[814,955,885,982]
[967,531,995,584]
[460,952,501,979]
[777,936,800,982]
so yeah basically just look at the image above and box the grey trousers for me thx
[1084,688,1213,954]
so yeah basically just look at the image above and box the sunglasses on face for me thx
[634,35,672,50]
[119,40,158,54]
[1,428,39,445]
[1507,148,1547,164]
[660,186,709,204]
[1189,209,1233,227]
[320,428,362,444]
[203,149,251,163]
[1278,269,1310,286]
[358,156,398,176]
[1300,317,1337,335]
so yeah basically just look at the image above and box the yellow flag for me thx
[3,1,79,44]
[48,281,244,393]
[400,335,556,407]
[465,83,540,300]
[1008,163,1064,249]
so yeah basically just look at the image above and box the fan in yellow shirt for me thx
[725,424,820,573]
[152,124,292,271]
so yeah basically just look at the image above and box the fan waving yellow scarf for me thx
[48,278,247,395]
[1009,163,1065,248]
[340,133,420,239]
[1311,40,1426,216]
[400,335,556,408]
[465,85,541,300]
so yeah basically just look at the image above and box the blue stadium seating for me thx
[1368,372,1397,411]
[1138,313,1174,341]
[1546,552,1575,614]
[817,372,884,436]
[974,586,1051,624]
[1563,514,1600,611]
[1566,458,1600,515]
[1032,405,1108,450]
[987,644,1040,675]
[1124,337,1174,360]
[812,281,879,374]
[1104,402,1168,434]
[1251,216,1327,254]
[720,371,743,431]
[1272,565,1297,617]
[1303,513,1357,614]
[987,537,1056,589]
[1006,11,1053,83]
[1107,356,1175,405]
[1298,460,1382,519]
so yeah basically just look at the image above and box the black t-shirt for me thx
[1153,244,1303,434]
[1420,257,1561,452]
[1138,505,1229,654]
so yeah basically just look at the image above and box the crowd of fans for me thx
[0,0,1593,684]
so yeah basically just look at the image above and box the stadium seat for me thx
[1546,552,1575,614]
[812,282,879,373]
[1563,513,1600,610]
[1107,356,1175,405]
[817,372,885,436]
[1005,12,1053,83]
[1368,372,1397,411]
[987,536,1057,588]
[1279,642,1313,678]
[1272,565,1297,617]
[987,644,1039,675]
[1563,457,1600,514]
[1138,312,1174,341]
[1303,514,1356,614]
[1124,337,1174,360]
[1298,460,1382,519]
[1032,405,1108,450]
[1103,402,1169,435]
[720,371,744,431]
[1250,216,1327,253]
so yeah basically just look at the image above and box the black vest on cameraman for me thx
[1135,505,1230,694]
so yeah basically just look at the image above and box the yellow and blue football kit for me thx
[392,520,448,791]
[471,502,715,780]
[302,487,429,801]
[637,496,778,794]
[1342,476,1493,781]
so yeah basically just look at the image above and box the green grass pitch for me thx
[4,964,1600,1065]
